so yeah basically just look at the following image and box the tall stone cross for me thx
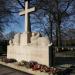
[19,1,35,45]
[19,1,35,32]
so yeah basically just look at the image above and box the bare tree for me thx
[16,0,75,50]
[0,0,21,39]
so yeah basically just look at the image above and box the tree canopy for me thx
[0,0,21,39]
[0,0,75,47]
[17,0,75,46]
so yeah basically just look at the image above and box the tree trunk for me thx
[56,21,62,51]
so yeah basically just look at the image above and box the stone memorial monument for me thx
[7,1,53,67]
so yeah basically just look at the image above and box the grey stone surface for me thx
[0,65,32,75]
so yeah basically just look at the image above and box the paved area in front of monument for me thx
[0,60,50,75]
[0,65,32,75]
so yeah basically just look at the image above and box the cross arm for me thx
[19,10,25,15]
[28,7,35,13]
[19,7,35,16]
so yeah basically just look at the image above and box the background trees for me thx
[0,0,21,40]
[0,0,11,38]
[35,0,75,48]
[0,0,75,48]
[17,0,75,48]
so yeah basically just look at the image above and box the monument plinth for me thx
[7,1,53,67]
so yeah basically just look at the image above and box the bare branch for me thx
[63,0,74,13]
[17,0,25,9]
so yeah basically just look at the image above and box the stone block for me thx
[7,32,53,67]
[7,45,51,66]
[13,33,20,45]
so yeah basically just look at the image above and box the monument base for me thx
[7,45,51,67]
[7,32,53,67]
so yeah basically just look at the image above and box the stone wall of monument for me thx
[7,45,50,66]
